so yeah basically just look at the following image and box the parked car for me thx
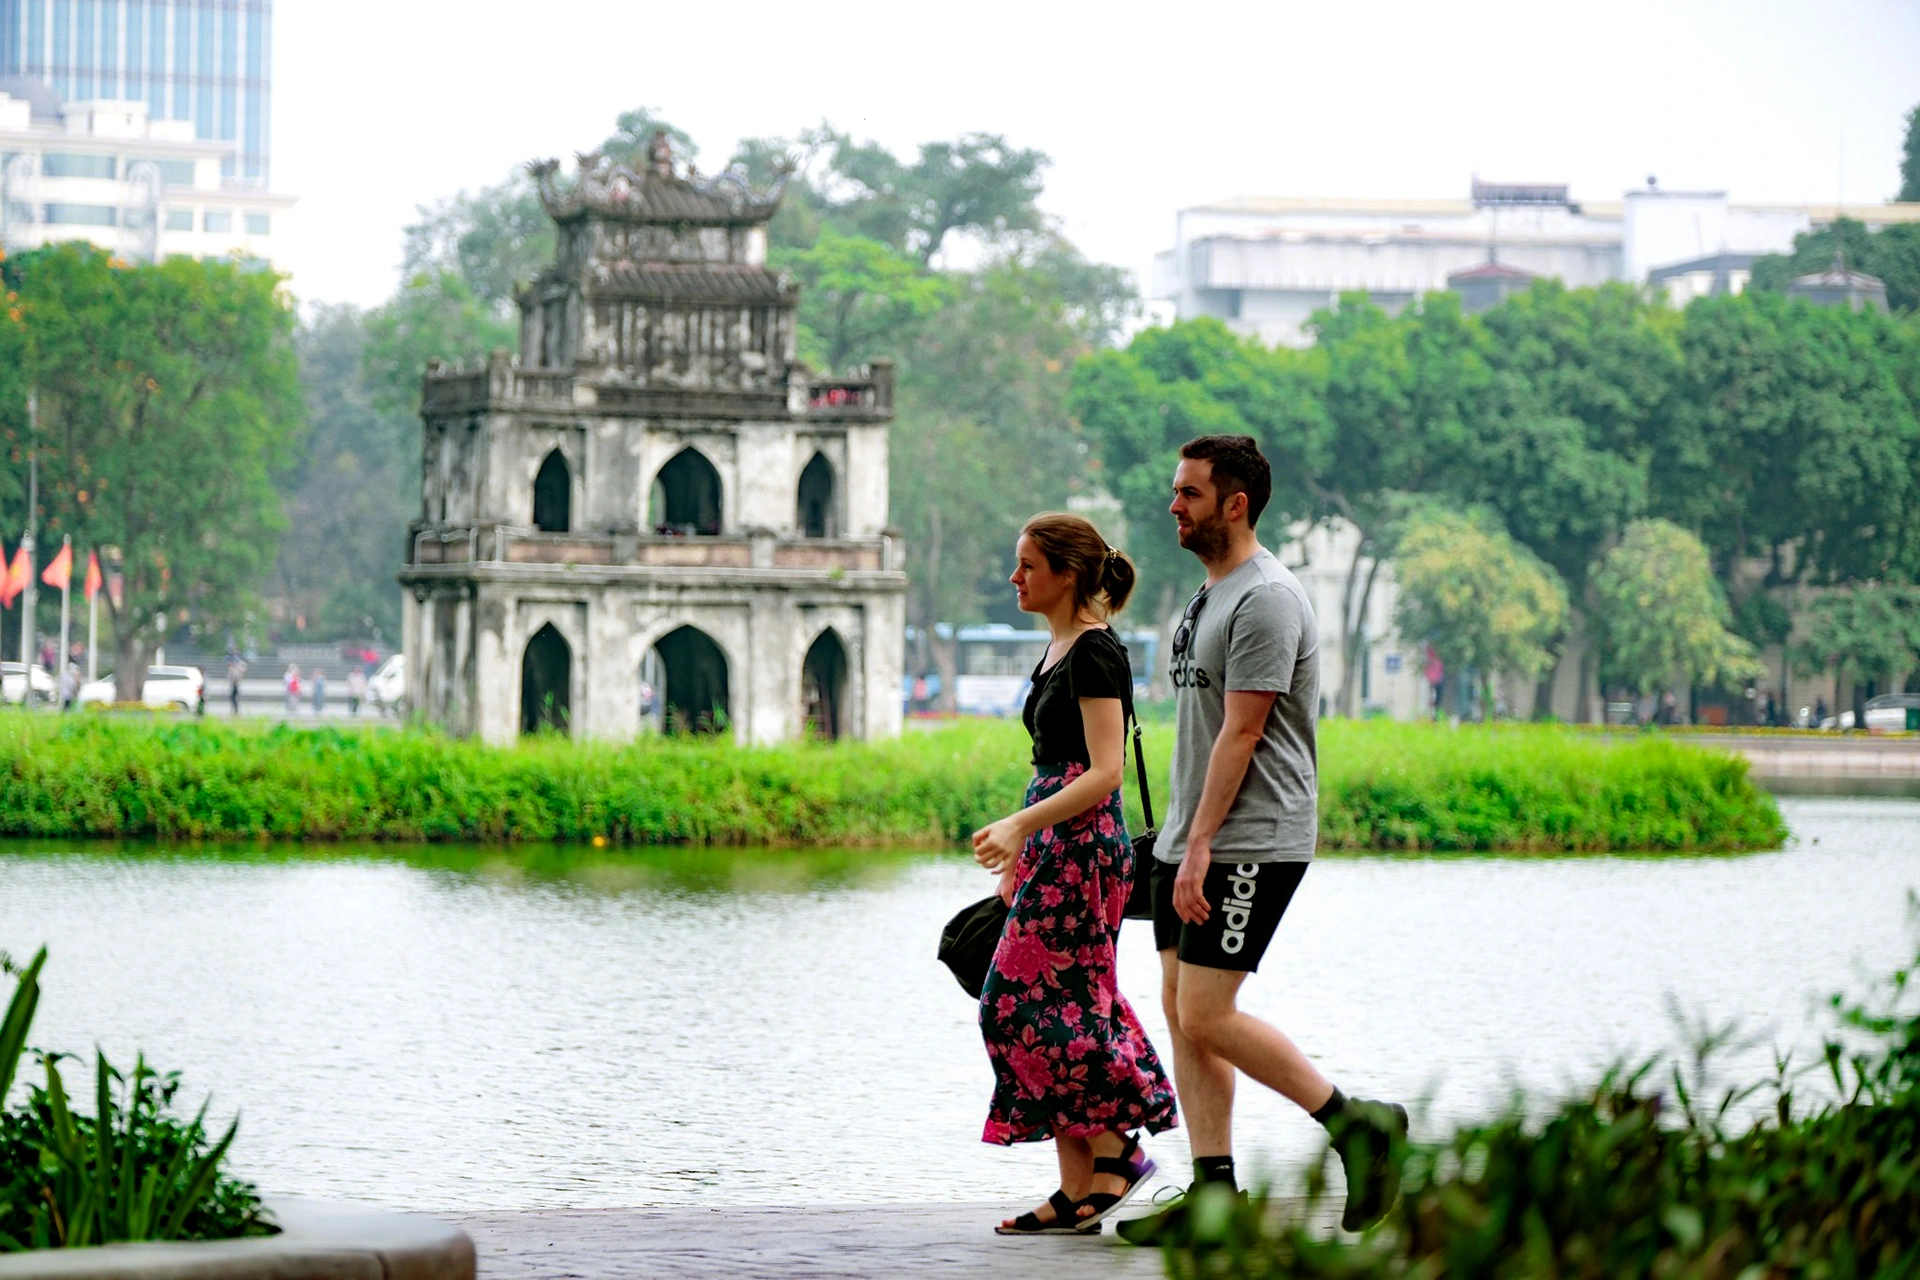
[1820,693,1920,731]
[369,653,407,716]
[1,661,55,705]
[77,664,206,714]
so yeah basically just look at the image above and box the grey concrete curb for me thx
[0,1197,474,1280]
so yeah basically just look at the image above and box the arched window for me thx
[532,450,570,533]
[649,448,723,536]
[797,452,835,538]
[802,629,848,740]
[650,626,730,735]
[520,623,572,736]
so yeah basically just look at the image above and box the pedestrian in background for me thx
[347,667,367,717]
[284,664,301,717]
[312,669,327,717]
[59,659,79,711]
[228,655,247,716]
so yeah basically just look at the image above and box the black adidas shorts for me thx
[1150,857,1307,973]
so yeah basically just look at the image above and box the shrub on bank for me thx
[0,713,1785,851]
[1160,940,1920,1279]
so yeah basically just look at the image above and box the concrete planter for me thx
[0,1197,474,1279]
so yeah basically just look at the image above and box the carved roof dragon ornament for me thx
[527,129,794,225]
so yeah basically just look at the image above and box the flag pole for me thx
[87,557,98,684]
[56,535,71,708]
[18,390,36,711]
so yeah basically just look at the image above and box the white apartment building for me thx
[0,76,291,268]
[1155,179,1920,349]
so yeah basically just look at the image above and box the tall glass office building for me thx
[0,0,270,183]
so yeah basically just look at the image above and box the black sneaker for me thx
[1330,1099,1408,1231]
[1113,1181,1241,1246]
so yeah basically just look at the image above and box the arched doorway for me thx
[797,452,835,538]
[652,625,729,734]
[650,448,722,536]
[520,623,571,736]
[532,450,571,532]
[801,629,848,741]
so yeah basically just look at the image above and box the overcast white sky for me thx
[272,0,1920,309]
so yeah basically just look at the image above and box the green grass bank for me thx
[0,713,1786,852]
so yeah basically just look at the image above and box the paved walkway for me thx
[448,1201,1323,1279]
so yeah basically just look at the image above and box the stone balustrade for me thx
[412,527,892,573]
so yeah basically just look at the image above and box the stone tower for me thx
[399,137,906,745]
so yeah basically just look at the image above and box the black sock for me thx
[1193,1155,1236,1188]
[1310,1086,1348,1128]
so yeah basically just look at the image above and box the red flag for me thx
[41,539,71,591]
[84,550,103,600]
[0,543,27,608]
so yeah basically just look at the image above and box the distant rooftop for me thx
[1471,180,1574,209]
[0,75,61,120]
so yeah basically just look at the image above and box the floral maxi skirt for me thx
[979,764,1179,1145]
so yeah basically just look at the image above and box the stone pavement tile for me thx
[449,1204,1178,1279]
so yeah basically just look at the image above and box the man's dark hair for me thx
[1179,435,1272,528]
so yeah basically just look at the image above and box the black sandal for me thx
[995,1189,1084,1235]
[1074,1136,1156,1232]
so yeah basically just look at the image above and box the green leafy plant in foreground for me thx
[1162,940,1920,1279]
[0,949,272,1251]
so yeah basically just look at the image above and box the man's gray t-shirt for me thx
[1159,548,1319,864]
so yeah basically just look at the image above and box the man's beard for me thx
[1180,509,1231,559]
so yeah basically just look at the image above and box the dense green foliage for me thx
[1163,939,1920,1279]
[1391,509,1567,715]
[1751,215,1920,314]
[1589,520,1763,697]
[0,246,302,688]
[1903,103,1920,204]
[0,949,271,1250]
[1072,282,1920,713]
[0,715,1784,852]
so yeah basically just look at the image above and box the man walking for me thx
[1120,435,1405,1244]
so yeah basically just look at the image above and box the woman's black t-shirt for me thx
[1022,627,1133,767]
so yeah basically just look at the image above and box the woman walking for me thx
[973,513,1177,1235]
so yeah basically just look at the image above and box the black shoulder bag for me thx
[1120,678,1158,921]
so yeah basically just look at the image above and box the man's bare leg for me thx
[1159,948,1237,1158]
[1172,962,1334,1113]
[1123,957,1405,1241]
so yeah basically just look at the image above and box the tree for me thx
[1653,292,1920,590]
[1588,519,1764,701]
[1070,320,1325,689]
[360,271,516,416]
[1391,508,1567,718]
[275,306,416,639]
[1900,103,1920,203]
[891,249,1129,706]
[1,245,302,696]
[1471,281,1675,712]
[826,132,1047,266]
[401,175,554,320]
[1792,585,1920,730]
[1750,217,1920,314]
[1307,292,1491,714]
[774,229,949,372]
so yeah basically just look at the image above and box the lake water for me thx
[2,796,1916,1211]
